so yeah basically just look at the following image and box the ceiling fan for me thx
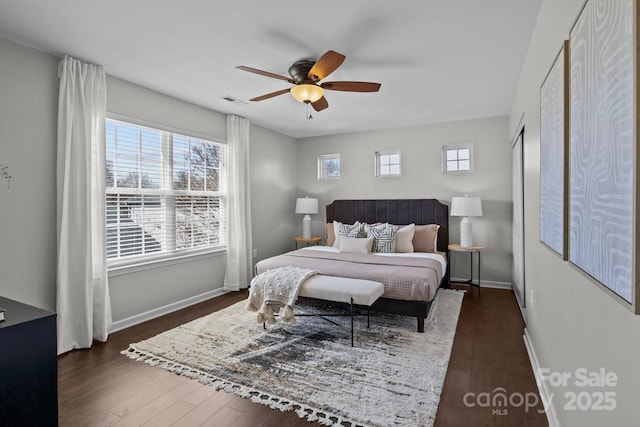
[236,50,381,113]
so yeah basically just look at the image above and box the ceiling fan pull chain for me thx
[306,102,313,120]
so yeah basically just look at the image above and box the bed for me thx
[255,199,450,332]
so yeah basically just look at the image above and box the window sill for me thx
[108,247,227,278]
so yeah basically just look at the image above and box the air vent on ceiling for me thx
[221,95,248,106]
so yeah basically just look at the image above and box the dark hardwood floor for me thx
[435,285,548,427]
[58,285,548,427]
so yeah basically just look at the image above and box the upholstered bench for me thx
[297,275,384,346]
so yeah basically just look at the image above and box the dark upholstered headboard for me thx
[325,199,449,253]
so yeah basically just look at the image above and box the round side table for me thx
[294,236,322,249]
[448,243,486,292]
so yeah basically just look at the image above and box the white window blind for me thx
[106,119,226,265]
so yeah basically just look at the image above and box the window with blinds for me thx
[106,118,226,265]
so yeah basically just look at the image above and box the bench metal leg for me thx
[264,298,362,347]
[350,298,354,346]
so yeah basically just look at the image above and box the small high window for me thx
[375,150,401,177]
[318,154,341,179]
[442,144,474,173]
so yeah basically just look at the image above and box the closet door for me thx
[512,129,526,311]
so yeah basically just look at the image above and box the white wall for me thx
[0,37,59,311]
[511,0,640,425]
[249,125,298,264]
[0,38,298,326]
[296,117,513,285]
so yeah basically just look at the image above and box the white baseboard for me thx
[110,288,229,333]
[523,328,559,427]
[450,277,512,289]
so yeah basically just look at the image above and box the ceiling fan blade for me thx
[308,50,346,81]
[236,66,295,83]
[311,96,329,112]
[321,81,381,92]
[249,88,291,102]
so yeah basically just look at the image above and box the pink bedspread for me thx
[255,249,443,302]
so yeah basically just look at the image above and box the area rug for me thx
[122,288,464,427]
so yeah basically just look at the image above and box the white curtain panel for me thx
[223,115,253,291]
[56,56,112,354]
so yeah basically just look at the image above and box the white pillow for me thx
[339,236,374,253]
[332,221,363,248]
[394,223,415,253]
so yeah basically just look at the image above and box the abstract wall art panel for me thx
[540,41,569,259]
[569,0,636,309]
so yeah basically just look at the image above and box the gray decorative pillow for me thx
[365,223,399,253]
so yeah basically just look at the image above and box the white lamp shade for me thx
[450,196,483,217]
[295,197,319,214]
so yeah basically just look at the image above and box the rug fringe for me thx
[121,346,366,427]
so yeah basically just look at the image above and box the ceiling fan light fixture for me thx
[290,84,324,103]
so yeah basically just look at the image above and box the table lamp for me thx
[295,197,319,239]
[451,195,482,247]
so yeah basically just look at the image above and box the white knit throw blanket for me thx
[247,266,318,324]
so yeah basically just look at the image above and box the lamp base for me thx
[460,217,473,247]
[302,215,312,239]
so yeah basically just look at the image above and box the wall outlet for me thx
[529,289,534,307]
[252,248,258,258]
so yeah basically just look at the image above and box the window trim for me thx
[108,246,226,277]
[107,113,224,146]
[375,150,401,177]
[318,153,341,180]
[105,113,227,270]
[442,144,474,174]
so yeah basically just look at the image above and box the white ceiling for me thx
[0,0,541,139]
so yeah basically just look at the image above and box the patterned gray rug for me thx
[122,288,464,427]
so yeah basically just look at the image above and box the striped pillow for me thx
[338,222,366,240]
[332,221,364,247]
[365,223,399,253]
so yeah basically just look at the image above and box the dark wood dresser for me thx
[0,296,58,426]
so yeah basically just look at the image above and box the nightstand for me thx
[294,236,322,249]
[0,297,58,425]
[448,244,486,292]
